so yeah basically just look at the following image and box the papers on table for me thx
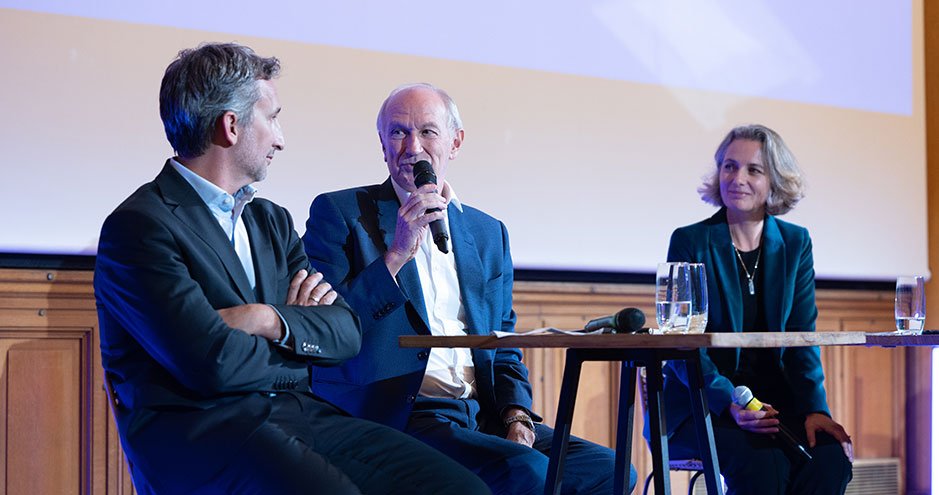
[491,327,606,338]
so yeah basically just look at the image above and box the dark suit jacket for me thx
[657,208,828,436]
[301,179,536,431]
[94,162,361,493]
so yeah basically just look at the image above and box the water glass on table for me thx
[687,263,708,334]
[656,262,691,334]
[895,276,925,335]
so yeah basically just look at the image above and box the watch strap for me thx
[504,414,535,432]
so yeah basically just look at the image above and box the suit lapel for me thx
[449,206,486,336]
[376,180,430,332]
[155,162,256,303]
[709,210,743,333]
[761,216,785,332]
[449,207,495,379]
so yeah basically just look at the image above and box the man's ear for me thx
[214,111,239,147]
[379,131,388,162]
[449,128,464,159]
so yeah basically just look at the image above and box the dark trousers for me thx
[668,412,852,495]
[189,393,490,495]
[405,397,638,495]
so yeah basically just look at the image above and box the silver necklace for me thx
[733,245,761,295]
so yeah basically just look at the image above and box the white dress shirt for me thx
[391,178,477,400]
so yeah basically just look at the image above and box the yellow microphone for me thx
[732,386,812,460]
[737,390,763,411]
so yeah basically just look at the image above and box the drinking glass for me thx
[895,276,925,335]
[687,263,708,334]
[656,262,691,334]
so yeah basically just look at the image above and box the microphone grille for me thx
[413,160,436,186]
[731,385,752,407]
[613,308,646,331]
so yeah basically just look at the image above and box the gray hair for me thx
[376,83,463,134]
[698,124,805,216]
[159,42,280,158]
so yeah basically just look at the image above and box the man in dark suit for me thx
[302,83,636,495]
[95,43,488,495]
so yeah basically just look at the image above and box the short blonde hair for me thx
[698,124,805,216]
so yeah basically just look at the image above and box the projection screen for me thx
[0,1,926,280]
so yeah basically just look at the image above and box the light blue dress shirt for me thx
[170,159,290,344]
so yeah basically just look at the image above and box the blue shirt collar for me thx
[170,158,257,215]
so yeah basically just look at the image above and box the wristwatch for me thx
[504,414,535,432]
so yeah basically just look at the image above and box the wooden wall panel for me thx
[0,269,132,495]
[4,339,83,494]
[841,320,907,463]
[922,0,939,492]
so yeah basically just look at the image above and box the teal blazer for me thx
[656,208,829,436]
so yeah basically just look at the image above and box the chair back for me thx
[103,371,140,492]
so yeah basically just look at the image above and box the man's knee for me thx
[560,438,620,493]
[481,449,548,495]
[199,434,362,495]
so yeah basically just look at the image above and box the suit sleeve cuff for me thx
[267,304,292,347]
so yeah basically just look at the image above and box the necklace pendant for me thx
[748,279,755,295]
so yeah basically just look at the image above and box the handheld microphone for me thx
[583,308,646,333]
[412,160,449,254]
[732,385,812,460]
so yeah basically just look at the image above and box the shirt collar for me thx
[390,176,463,213]
[170,158,257,215]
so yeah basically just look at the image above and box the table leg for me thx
[614,362,636,495]
[545,349,583,495]
[645,358,671,495]
[685,353,723,495]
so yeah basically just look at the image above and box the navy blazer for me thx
[657,208,829,436]
[302,179,536,430]
[95,163,361,493]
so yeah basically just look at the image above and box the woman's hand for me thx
[805,413,854,462]
[728,402,781,434]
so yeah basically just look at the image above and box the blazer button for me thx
[417,350,429,360]
[406,394,416,403]
[301,342,322,353]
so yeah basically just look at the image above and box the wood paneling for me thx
[921,0,939,492]
[0,268,908,494]
[4,339,83,493]
[0,269,133,495]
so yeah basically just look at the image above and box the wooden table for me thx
[863,332,939,347]
[400,331,865,495]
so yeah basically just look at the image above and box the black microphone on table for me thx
[583,308,646,333]
[412,160,449,254]
[732,385,813,460]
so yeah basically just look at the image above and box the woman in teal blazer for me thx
[660,125,853,494]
